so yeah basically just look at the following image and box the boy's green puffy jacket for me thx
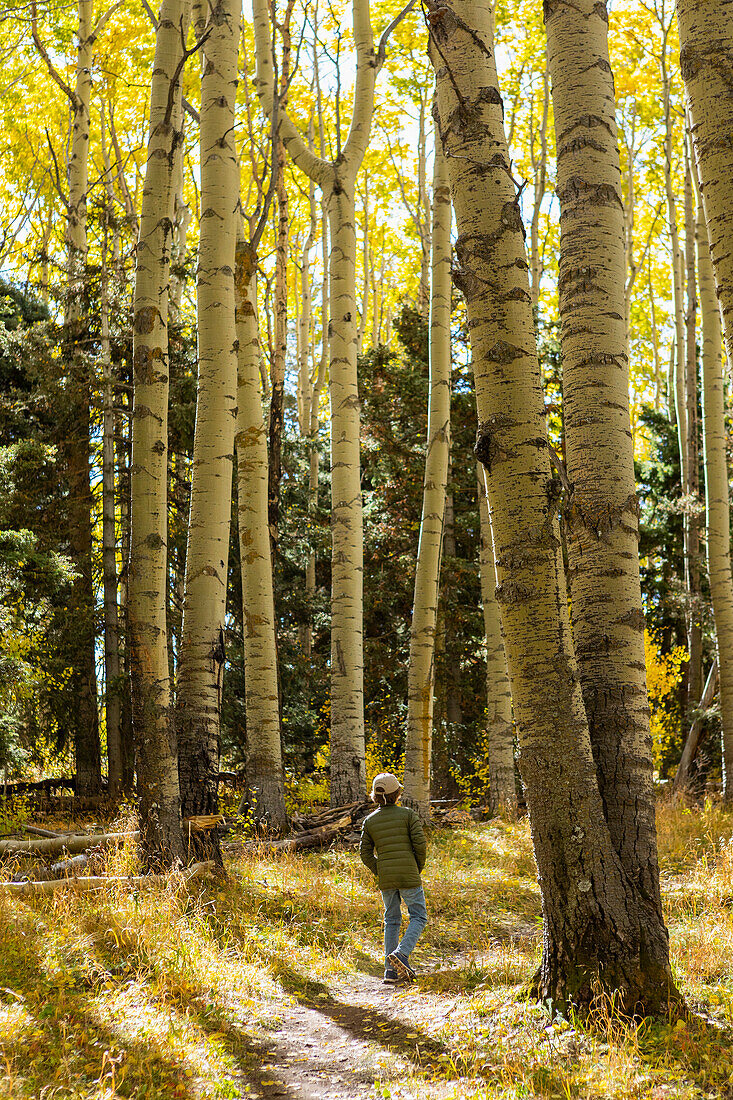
[359,804,427,890]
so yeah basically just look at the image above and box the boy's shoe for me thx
[388,951,416,981]
[383,967,400,984]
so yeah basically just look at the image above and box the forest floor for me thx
[3,801,733,1098]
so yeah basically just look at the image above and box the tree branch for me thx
[164,20,210,127]
[141,0,200,124]
[45,127,70,209]
[31,0,75,103]
[92,0,123,41]
[548,442,572,493]
[375,0,417,69]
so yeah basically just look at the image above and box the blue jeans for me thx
[381,885,428,968]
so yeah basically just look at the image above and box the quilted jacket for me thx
[359,804,427,890]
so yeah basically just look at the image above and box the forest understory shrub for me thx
[1,803,733,1098]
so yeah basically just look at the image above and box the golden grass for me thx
[1,803,733,1097]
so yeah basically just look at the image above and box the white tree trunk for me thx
[268,129,289,557]
[326,185,366,802]
[235,234,288,832]
[697,187,733,794]
[676,0,733,797]
[251,0,381,805]
[429,0,675,1011]
[529,65,549,312]
[304,202,330,660]
[357,172,370,357]
[476,467,515,818]
[403,144,452,820]
[64,0,101,796]
[544,0,662,908]
[683,135,702,707]
[100,227,122,796]
[177,0,240,836]
[661,36,688,479]
[130,0,191,864]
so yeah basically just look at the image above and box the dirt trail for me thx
[241,962,462,1100]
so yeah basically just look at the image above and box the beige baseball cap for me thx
[370,772,403,798]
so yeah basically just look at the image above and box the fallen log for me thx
[266,815,353,851]
[292,801,371,831]
[3,773,241,796]
[0,861,215,896]
[49,854,89,878]
[22,795,117,813]
[291,801,355,826]
[23,825,62,839]
[0,831,139,859]
[0,776,77,796]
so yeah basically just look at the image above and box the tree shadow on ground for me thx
[0,911,198,1098]
[264,955,449,1073]
[135,946,444,1096]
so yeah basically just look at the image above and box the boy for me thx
[359,772,428,984]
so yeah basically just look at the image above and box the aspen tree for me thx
[649,269,662,411]
[683,134,702,706]
[62,0,100,797]
[431,604,454,797]
[100,213,122,797]
[357,172,370,357]
[544,0,662,906]
[622,105,637,350]
[235,232,288,831]
[177,0,240,839]
[676,0,733,793]
[304,199,330,658]
[621,105,661,358]
[170,139,192,321]
[32,0,104,795]
[297,157,316,444]
[252,0,407,803]
[476,467,515,818]
[442,488,463,732]
[268,0,296,560]
[658,5,687,474]
[403,143,451,820]
[693,177,733,798]
[130,0,192,863]
[416,90,432,319]
[99,110,123,796]
[426,0,676,1010]
[297,144,318,657]
[528,66,549,313]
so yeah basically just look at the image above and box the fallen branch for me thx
[673,657,719,799]
[266,815,353,851]
[0,831,139,859]
[291,801,371,832]
[23,825,62,839]
[0,860,215,896]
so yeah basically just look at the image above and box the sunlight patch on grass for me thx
[3,806,733,1097]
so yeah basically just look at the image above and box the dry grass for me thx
[1,803,733,1097]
